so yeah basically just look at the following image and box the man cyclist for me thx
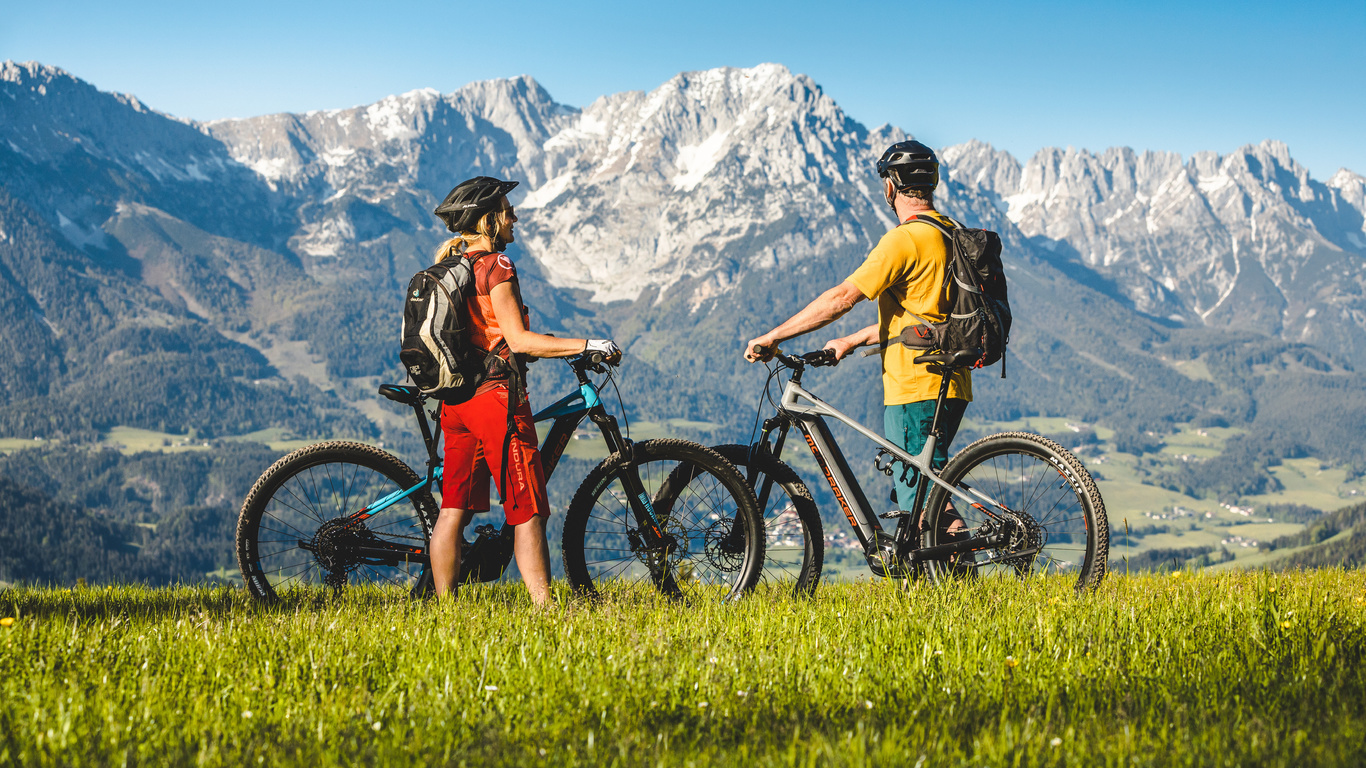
[743,140,971,523]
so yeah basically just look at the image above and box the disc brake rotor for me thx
[703,517,746,573]
[629,517,689,576]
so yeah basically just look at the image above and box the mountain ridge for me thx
[2,58,1364,461]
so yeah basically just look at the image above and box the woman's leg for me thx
[513,514,552,606]
[473,390,553,604]
[438,400,492,598]
[430,507,477,597]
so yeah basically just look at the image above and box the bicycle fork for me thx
[589,407,684,584]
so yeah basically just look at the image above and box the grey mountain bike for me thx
[720,345,1108,594]
[236,353,765,603]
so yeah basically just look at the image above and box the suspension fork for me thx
[748,416,792,512]
[587,403,674,550]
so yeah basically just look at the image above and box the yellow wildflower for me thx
[1005,656,1019,668]
[0,617,13,627]
[1281,621,1292,629]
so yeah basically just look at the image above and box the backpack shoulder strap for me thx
[903,213,956,237]
[904,214,982,295]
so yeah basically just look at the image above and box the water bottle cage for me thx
[874,450,898,477]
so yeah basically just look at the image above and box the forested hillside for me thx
[1261,502,1366,569]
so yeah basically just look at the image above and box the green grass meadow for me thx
[4,574,1366,766]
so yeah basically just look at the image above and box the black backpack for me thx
[873,215,1013,377]
[399,251,509,403]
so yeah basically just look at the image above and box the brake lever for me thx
[802,349,838,367]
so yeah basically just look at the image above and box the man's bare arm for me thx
[822,324,879,361]
[744,281,865,361]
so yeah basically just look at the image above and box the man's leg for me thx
[512,514,553,606]
[885,399,970,531]
[430,507,477,597]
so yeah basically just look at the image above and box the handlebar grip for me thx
[809,348,838,366]
[751,343,781,359]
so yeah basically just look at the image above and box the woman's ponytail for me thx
[433,236,468,264]
[433,207,510,264]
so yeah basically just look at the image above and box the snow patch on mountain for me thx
[673,130,731,191]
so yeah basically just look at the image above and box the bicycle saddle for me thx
[378,384,422,405]
[912,349,982,367]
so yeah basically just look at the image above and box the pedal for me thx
[878,511,911,519]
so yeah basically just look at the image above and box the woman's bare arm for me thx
[489,281,587,358]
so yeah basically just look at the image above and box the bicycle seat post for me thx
[412,397,441,479]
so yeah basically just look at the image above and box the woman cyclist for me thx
[429,176,619,604]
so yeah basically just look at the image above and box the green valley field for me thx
[3,573,1365,767]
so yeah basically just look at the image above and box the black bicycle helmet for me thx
[433,176,519,233]
[876,140,940,191]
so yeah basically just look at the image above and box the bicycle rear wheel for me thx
[236,441,435,601]
[714,444,824,596]
[921,432,1108,590]
[562,439,764,603]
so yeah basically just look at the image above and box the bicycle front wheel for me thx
[921,432,1108,590]
[562,439,764,603]
[714,444,824,596]
[236,441,436,601]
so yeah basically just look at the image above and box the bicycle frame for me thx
[754,358,1013,568]
[330,359,675,573]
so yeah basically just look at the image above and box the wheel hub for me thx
[998,510,1045,569]
[307,516,379,586]
[629,518,688,577]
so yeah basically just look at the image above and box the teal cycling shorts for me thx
[883,398,969,512]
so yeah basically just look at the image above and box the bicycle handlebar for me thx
[751,344,838,370]
[570,350,622,375]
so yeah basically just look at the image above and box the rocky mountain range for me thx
[2,58,1365,468]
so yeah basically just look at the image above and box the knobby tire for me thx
[921,431,1108,590]
[561,439,764,603]
[237,441,436,602]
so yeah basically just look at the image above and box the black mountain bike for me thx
[235,353,764,603]
[720,346,1108,594]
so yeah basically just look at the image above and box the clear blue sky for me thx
[4,0,1363,179]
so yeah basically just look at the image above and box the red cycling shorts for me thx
[440,386,549,526]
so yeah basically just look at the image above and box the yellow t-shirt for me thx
[846,211,973,406]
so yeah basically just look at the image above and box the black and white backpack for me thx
[874,215,1013,377]
[399,251,507,403]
